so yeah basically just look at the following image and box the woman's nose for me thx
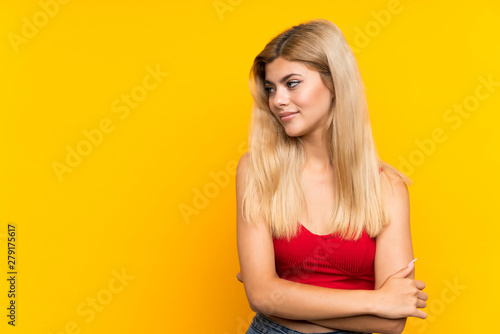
[272,86,289,107]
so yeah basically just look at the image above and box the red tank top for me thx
[272,167,383,290]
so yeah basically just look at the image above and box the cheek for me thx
[294,89,313,108]
[297,85,328,112]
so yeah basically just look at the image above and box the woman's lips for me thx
[280,112,298,121]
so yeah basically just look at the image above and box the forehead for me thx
[264,57,312,82]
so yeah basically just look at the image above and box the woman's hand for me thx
[374,261,428,320]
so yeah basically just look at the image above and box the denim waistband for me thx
[249,313,372,334]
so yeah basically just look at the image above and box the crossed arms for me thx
[236,153,428,334]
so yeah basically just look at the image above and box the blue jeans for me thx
[246,313,372,334]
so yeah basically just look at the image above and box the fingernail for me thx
[407,258,418,268]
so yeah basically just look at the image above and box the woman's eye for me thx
[265,81,300,94]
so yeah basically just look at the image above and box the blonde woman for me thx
[235,19,428,334]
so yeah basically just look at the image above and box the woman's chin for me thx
[283,128,303,137]
[280,119,307,137]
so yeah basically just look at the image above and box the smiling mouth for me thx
[280,112,299,121]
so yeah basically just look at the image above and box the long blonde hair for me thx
[242,18,412,241]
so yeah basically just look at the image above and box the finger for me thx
[414,309,428,319]
[417,299,427,309]
[236,272,243,283]
[407,258,418,268]
[415,280,426,290]
[390,265,414,279]
[418,290,428,301]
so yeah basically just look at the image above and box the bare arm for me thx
[236,153,427,322]
[307,170,425,333]
[236,272,407,334]
[307,315,405,334]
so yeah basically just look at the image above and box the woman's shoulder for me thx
[236,152,250,191]
[379,166,409,202]
[237,152,250,174]
[238,151,249,164]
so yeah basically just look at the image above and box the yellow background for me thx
[1,0,498,333]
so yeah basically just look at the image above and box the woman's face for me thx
[264,57,333,138]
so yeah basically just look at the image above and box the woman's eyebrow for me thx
[264,73,302,85]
